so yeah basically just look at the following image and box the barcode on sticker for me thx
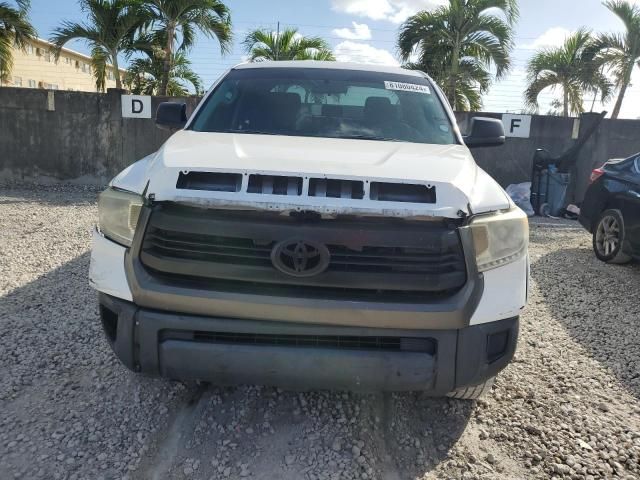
[384,81,431,94]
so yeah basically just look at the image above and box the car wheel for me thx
[447,377,495,400]
[593,209,632,264]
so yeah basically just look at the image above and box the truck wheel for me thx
[593,209,632,264]
[447,377,495,400]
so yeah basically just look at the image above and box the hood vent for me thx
[370,182,436,204]
[177,172,242,192]
[309,178,364,200]
[175,172,436,204]
[248,174,303,196]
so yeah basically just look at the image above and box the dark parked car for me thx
[579,154,640,264]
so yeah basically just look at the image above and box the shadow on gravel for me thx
[133,384,474,480]
[0,252,188,480]
[535,246,640,399]
[0,185,99,206]
[382,392,474,478]
[0,248,474,479]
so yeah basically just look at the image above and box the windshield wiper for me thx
[223,129,280,136]
[336,134,401,142]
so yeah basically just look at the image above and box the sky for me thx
[26,0,640,118]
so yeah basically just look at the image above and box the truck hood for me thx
[112,131,511,219]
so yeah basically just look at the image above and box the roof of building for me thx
[31,37,127,72]
[233,60,424,77]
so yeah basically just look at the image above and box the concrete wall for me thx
[456,111,640,204]
[2,87,640,205]
[0,87,199,184]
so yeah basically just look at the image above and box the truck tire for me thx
[593,209,632,264]
[447,377,495,400]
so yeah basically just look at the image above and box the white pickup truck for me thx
[90,61,528,399]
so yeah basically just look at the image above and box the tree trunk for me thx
[448,37,460,110]
[160,23,175,96]
[611,66,632,119]
[563,85,569,117]
[112,53,122,90]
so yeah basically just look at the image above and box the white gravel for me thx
[1,185,639,480]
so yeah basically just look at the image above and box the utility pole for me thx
[275,21,280,61]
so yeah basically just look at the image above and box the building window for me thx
[44,51,52,62]
[65,56,71,65]
[28,79,36,88]
[107,71,114,80]
[14,77,23,87]
[49,84,59,90]
[26,44,34,55]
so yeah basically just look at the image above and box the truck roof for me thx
[232,60,426,77]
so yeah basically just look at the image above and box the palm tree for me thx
[50,0,143,91]
[243,27,335,62]
[404,50,490,111]
[595,0,640,119]
[125,49,202,95]
[140,0,231,96]
[398,0,518,111]
[0,0,36,84]
[525,29,612,117]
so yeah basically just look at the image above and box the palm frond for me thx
[397,0,515,110]
[50,0,144,89]
[243,27,334,62]
[90,45,108,92]
[0,0,36,79]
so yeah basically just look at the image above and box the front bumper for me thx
[99,293,519,393]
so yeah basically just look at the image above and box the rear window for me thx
[189,67,456,145]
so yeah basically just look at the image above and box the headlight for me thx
[469,208,529,272]
[98,188,143,247]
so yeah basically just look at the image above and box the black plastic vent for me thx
[176,172,242,192]
[172,331,437,353]
[370,182,436,204]
[247,174,303,195]
[309,178,365,199]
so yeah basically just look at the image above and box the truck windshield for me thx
[189,67,457,145]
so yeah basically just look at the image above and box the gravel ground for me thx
[1,184,639,480]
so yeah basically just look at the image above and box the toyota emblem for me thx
[271,239,331,277]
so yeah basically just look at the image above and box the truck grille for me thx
[138,205,467,301]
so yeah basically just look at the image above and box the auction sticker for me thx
[384,81,431,94]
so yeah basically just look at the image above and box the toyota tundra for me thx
[90,62,529,399]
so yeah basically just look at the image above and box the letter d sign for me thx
[122,95,151,118]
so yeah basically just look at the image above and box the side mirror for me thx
[463,117,505,148]
[156,102,187,130]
